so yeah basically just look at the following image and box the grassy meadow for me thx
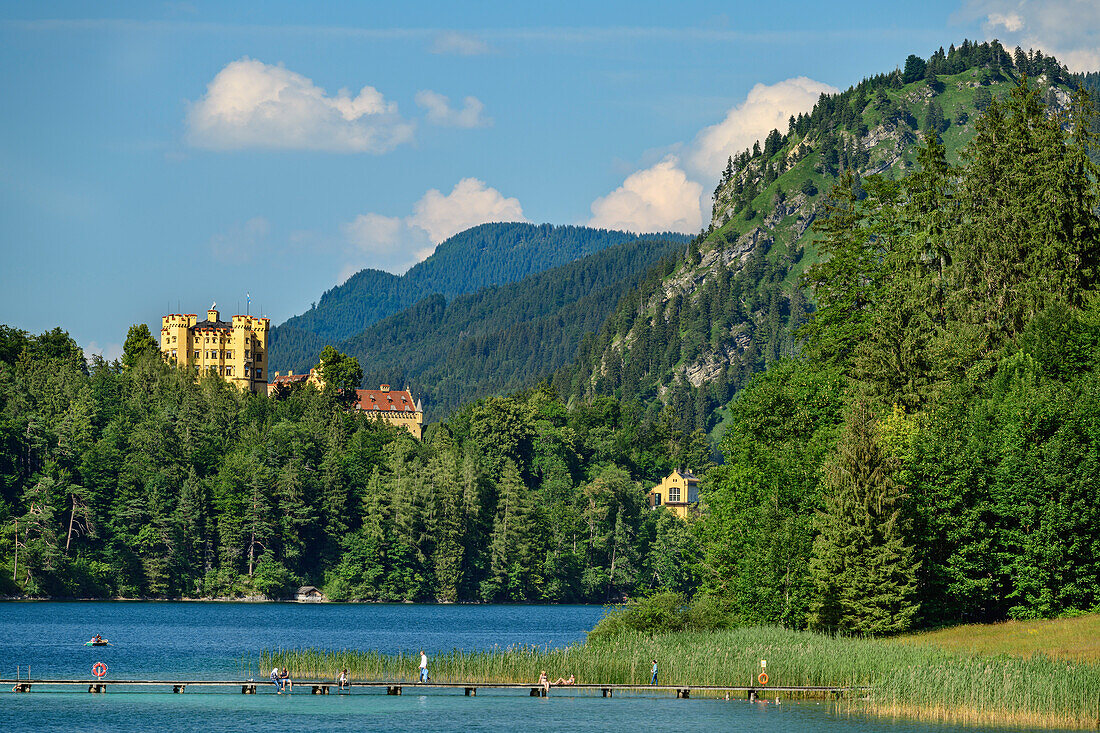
[256,619,1100,730]
[891,614,1100,665]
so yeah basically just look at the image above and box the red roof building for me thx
[353,384,423,439]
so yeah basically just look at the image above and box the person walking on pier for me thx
[419,650,429,683]
[651,659,658,685]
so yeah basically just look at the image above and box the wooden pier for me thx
[2,679,859,698]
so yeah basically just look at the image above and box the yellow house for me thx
[354,384,424,439]
[160,305,270,394]
[647,469,700,519]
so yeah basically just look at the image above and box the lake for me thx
[0,602,1048,732]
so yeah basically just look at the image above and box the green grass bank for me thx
[257,625,1100,730]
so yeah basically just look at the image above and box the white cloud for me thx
[86,340,123,363]
[688,77,839,181]
[587,156,703,234]
[341,212,433,275]
[186,57,415,152]
[987,11,1025,32]
[963,0,1100,72]
[410,178,527,245]
[342,178,527,275]
[415,90,491,128]
[210,216,270,263]
[586,77,835,235]
[430,31,491,56]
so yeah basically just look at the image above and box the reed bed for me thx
[253,627,1100,729]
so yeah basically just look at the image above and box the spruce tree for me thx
[809,403,918,634]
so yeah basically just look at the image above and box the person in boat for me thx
[338,669,349,690]
[552,674,575,686]
[279,667,293,692]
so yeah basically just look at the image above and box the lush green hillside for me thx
[326,236,685,420]
[555,41,1082,436]
[269,223,689,372]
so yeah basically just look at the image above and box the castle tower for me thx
[160,305,270,394]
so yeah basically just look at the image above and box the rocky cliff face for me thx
[573,64,1080,416]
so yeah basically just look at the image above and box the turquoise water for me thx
[0,603,1050,732]
[0,602,605,679]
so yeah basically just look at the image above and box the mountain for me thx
[553,40,1085,435]
[269,223,690,371]
[320,235,686,420]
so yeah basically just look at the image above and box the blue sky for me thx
[2,0,1097,360]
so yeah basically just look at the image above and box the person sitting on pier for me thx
[270,667,282,694]
[552,674,575,686]
[538,670,550,695]
[338,669,349,690]
[279,667,293,692]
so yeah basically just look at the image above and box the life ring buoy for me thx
[758,672,768,685]
[92,662,108,678]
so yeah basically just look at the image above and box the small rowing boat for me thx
[85,638,109,646]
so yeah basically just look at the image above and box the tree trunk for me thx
[66,494,77,553]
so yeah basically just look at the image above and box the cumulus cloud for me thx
[688,77,839,181]
[85,340,124,363]
[415,90,491,128]
[586,77,834,235]
[963,0,1100,72]
[187,57,415,152]
[987,11,1025,32]
[342,178,527,275]
[410,178,527,244]
[210,216,270,263]
[588,156,703,234]
[430,31,491,56]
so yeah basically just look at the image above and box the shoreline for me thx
[257,626,1100,731]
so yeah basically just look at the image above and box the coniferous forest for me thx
[2,51,1099,636]
[0,327,706,602]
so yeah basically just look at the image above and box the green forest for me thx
[340,235,684,420]
[0,326,707,601]
[270,223,689,373]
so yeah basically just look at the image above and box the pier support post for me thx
[173,684,186,693]
[311,685,329,695]
[386,685,402,695]
[88,683,106,693]
[676,689,690,699]
[601,688,613,698]
[241,684,256,694]
[464,687,476,696]
[13,683,31,693]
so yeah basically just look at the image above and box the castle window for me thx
[245,367,251,377]
[226,366,233,376]
[246,349,251,358]
[256,368,263,379]
[653,492,662,506]
[194,351,199,360]
[669,485,681,503]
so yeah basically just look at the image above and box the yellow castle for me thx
[160,304,270,394]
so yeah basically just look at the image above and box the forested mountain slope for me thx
[554,41,1082,435]
[324,236,686,420]
[270,223,689,371]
